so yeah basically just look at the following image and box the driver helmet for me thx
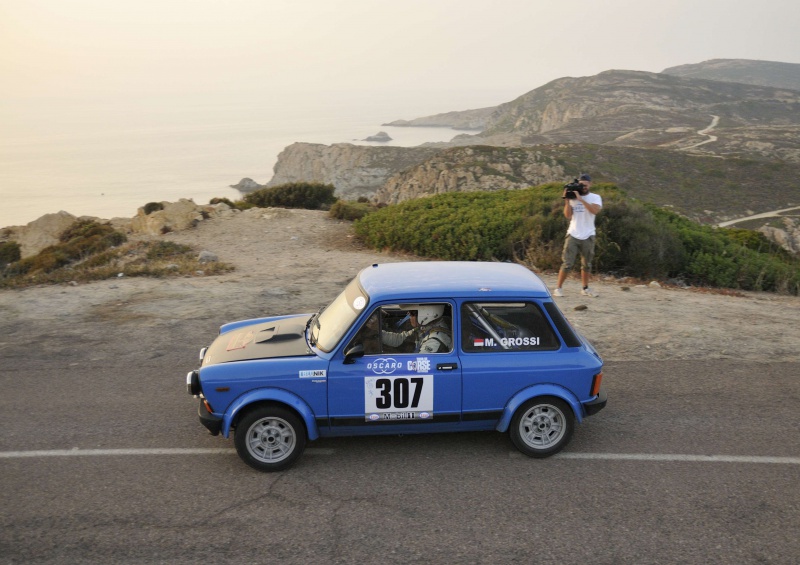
[415,304,445,326]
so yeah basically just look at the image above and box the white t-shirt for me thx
[567,193,603,240]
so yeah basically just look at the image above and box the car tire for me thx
[234,406,306,472]
[510,396,574,458]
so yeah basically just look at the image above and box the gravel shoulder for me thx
[2,207,798,363]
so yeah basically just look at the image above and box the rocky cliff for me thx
[258,61,799,229]
[265,142,440,200]
[374,146,565,204]
[382,106,495,130]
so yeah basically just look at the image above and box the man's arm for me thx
[381,329,413,348]
[563,199,573,219]
[576,195,602,215]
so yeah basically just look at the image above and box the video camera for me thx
[562,179,584,200]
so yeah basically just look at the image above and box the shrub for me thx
[243,182,337,210]
[145,240,193,260]
[143,202,164,215]
[353,184,800,294]
[4,220,128,278]
[0,241,21,267]
[329,200,375,221]
[209,197,236,207]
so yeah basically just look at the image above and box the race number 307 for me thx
[365,375,433,415]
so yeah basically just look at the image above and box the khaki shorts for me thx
[561,235,595,271]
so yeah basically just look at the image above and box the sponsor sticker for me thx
[367,358,402,375]
[407,357,431,373]
[473,336,540,348]
[299,369,327,379]
[353,296,366,310]
[226,330,254,351]
[364,374,434,422]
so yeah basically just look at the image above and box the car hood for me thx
[202,315,313,366]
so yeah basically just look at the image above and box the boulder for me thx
[130,199,231,236]
[13,211,77,259]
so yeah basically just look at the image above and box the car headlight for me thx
[186,370,201,396]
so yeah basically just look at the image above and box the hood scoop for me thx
[255,319,306,343]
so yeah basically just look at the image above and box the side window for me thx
[461,302,560,353]
[347,309,383,355]
[346,304,453,355]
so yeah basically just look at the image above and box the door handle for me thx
[437,363,458,371]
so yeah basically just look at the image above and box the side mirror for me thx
[343,343,365,364]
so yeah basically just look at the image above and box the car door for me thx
[459,301,568,420]
[326,301,462,432]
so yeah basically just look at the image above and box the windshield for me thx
[311,276,369,353]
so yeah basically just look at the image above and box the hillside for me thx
[372,144,800,223]
[662,59,800,91]
[258,59,800,244]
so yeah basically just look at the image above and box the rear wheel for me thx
[234,406,306,472]
[510,397,574,457]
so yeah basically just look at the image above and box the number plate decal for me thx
[364,375,433,421]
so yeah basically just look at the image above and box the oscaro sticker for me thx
[367,358,401,375]
[299,370,327,379]
[353,296,366,310]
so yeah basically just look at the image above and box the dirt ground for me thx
[2,207,798,362]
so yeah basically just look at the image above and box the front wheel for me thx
[510,397,574,458]
[234,406,306,472]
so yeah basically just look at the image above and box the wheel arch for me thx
[495,384,583,432]
[222,388,319,441]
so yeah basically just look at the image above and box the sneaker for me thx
[553,288,563,297]
[581,287,599,297]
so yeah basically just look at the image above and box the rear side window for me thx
[461,302,560,353]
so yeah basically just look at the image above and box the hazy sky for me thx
[2,0,799,114]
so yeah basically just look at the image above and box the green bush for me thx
[329,200,375,221]
[243,182,337,210]
[5,220,128,277]
[0,241,21,267]
[145,240,193,260]
[143,202,164,215]
[353,184,800,294]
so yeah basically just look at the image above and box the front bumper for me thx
[198,399,222,436]
[583,386,608,416]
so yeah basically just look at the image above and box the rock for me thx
[574,304,588,311]
[649,281,662,288]
[130,199,229,237]
[230,178,264,193]
[12,211,77,259]
[759,217,800,255]
[266,142,440,201]
[198,251,218,263]
[364,131,392,142]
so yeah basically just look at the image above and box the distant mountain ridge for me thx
[385,65,800,163]
[662,59,800,91]
[261,59,800,235]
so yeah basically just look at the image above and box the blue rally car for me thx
[186,261,606,471]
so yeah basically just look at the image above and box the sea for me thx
[0,90,493,229]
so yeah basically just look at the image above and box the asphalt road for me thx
[1,322,798,564]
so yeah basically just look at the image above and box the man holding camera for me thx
[553,173,603,297]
